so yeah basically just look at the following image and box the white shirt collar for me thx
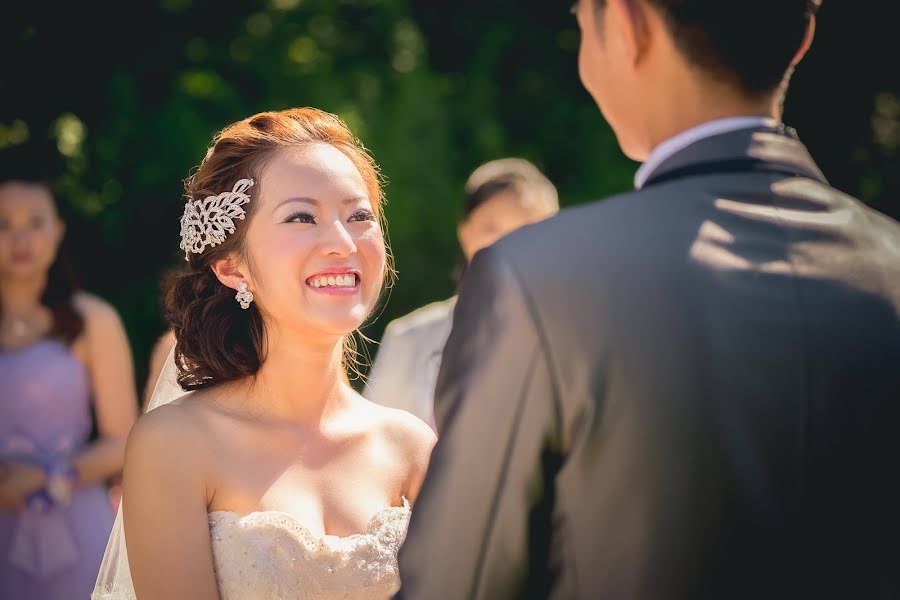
[634,116,779,189]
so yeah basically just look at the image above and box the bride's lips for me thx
[305,267,361,296]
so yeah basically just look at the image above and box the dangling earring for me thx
[235,281,253,309]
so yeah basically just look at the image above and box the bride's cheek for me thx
[356,236,385,297]
[357,228,385,260]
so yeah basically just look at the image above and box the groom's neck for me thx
[634,58,781,161]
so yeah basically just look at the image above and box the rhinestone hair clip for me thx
[179,179,255,260]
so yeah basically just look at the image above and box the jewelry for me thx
[45,462,78,507]
[2,310,40,340]
[9,316,31,338]
[179,179,255,260]
[235,281,253,309]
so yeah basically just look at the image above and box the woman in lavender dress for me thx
[0,171,138,599]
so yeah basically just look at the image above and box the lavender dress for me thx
[1,340,115,599]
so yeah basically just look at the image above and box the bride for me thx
[93,108,436,599]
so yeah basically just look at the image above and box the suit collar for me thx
[635,123,827,190]
[635,117,776,188]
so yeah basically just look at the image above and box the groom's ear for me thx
[606,0,653,68]
[210,255,250,293]
[791,12,817,68]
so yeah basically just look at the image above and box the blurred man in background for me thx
[365,158,558,427]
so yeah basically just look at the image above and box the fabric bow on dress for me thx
[3,431,80,578]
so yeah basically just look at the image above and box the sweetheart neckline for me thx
[207,497,410,541]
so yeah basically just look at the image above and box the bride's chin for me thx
[307,317,368,339]
[287,303,369,337]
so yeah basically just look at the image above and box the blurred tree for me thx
[1,0,896,395]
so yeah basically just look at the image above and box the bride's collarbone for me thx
[203,439,401,537]
[203,418,378,477]
[181,394,405,535]
[207,457,395,513]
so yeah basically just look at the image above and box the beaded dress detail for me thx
[208,500,410,600]
[94,500,410,600]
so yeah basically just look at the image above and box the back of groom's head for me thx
[601,0,821,95]
[575,0,821,160]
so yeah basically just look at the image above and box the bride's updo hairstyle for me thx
[164,108,387,391]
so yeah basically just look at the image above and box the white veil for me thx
[92,348,189,599]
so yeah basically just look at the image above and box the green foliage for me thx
[2,0,895,391]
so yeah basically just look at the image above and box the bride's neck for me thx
[246,326,349,426]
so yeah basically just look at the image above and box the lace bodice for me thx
[209,501,410,600]
[93,501,410,600]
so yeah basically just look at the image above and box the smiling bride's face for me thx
[235,143,386,342]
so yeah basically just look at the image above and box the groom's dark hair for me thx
[592,0,822,96]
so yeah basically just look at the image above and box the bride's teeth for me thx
[309,274,357,287]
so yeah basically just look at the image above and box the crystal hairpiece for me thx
[179,179,255,260]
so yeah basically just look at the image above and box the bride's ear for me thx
[210,255,251,293]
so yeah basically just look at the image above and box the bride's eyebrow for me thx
[341,196,370,207]
[275,196,368,210]
[276,197,318,210]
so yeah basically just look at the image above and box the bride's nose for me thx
[320,219,357,257]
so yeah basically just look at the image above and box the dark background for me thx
[2,0,897,394]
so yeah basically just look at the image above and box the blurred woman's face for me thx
[0,182,65,279]
[457,190,547,261]
[241,144,386,344]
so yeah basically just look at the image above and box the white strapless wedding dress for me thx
[94,501,410,600]
[94,353,413,600]
[209,501,411,600]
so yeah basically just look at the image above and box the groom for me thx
[397,1,900,599]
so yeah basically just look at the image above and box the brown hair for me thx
[0,158,85,346]
[164,108,387,391]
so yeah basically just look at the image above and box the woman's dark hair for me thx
[41,235,84,344]
[164,108,388,391]
[592,0,822,96]
[0,146,84,345]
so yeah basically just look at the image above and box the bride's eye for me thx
[284,211,317,224]
[348,209,376,223]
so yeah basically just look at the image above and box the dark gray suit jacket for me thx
[396,126,900,599]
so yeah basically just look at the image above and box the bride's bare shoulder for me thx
[360,400,436,499]
[125,392,222,474]
[370,403,435,449]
